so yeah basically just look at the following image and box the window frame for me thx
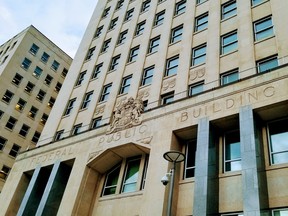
[170,24,183,44]
[224,130,241,172]
[81,91,93,109]
[148,36,160,54]
[9,144,21,158]
[221,0,237,20]
[161,92,174,105]
[221,69,239,85]
[175,0,186,15]
[19,124,30,137]
[194,13,208,32]
[221,30,238,55]
[91,63,103,79]
[64,98,76,116]
[76,71,87,86]
[165,55,179,77]
[110,55,121,71]
[29,43,39,55]
[99,83,112,102]
[184,139,197,178]
[128,46,140,62]
[191,44,207,66]
[253,16,274,41]
[0,136,7,151]
[12,73,23,86]
[118,30,128,44]
[256,55,278,73]
[141,66,154,86]
[21,58,32,70]
[135,21,146,36]
[91,117,102,129]
[2,90,14,103]
[119,75,132,95]
[188,81,204,96]
[154,10,165,26]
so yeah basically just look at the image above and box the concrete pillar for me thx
[239,105,261,216]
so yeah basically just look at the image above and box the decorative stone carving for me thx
[137,136,153,145]
[106,97,144,134]
[189,67,205,81]
[88,151,102,161]
[162,78,176,91]
[95,105,105,116]
[138,89,150,99]
[116,97,127,107]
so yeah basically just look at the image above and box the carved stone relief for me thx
[95,105,105,116]
[138,89,150,99]
[189,67,205,82]
[162,78,176,91]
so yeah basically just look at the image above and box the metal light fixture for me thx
[162,150,185,216]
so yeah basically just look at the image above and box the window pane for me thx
[122,158,141,193]
[103,165,121,196]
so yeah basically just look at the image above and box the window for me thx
[128,46,140,62]
[221,213,243,216]
[24,82,35,93]
[9,144,20,157]
[29,43,39,55]
[33,66,43,78]
[0,137,7,151]
[2,90,14,103]
[170,24,183,43]
[102,155,148,196]
[189,82,204,96]
[221,69,239,85]
[161,92,174,105]
[76,71,86,86]
[19,124,30,137]
[99,83,112,102]
[195,13,208,32]
[62,68,68,77]
[36,90,46,101]
[221,0,237,20]
[116,0,124,9]
[141,66,154,86]
[15,98,26,111]
[109,17,118,30]
[85,47,96,61]
[118,30,128,44]
[2,55,8,64]
[72,123,82,135]
[64,98,76,116]
[55,82,62,92]
[125,8,134,21]
[40,113,48,125]
[11,74,22,87]
[141,0,151,12]
[196,0,207,4]
[32,131,41,143]
[1,165,11,179]
[11,41,17,49]
[81,91,93,109]
[224,130,241,172]
[28,106,38,119]
[154,10,165,26]
[148,36,160,53]
[191,44,206,66]
[0,110,3,119]
[102,39,111,52]
[272,209,288,216]
[175,0,186,15]
[251,0,265,6]
[135,21,146,36]
[143,100,148,111]
[257,56,278,73]
[54,130,64,141]
[268,118,288,165]
[48,97,55,108]
[91,117,102,129]
[254,16,274,41]
[221,31,238,54]
[44,74,53,85]
[94,25,104,38]
[102,7,110,18]
[119,75,132,94]
[110,55,121,71]
[92,63,103,79]
[21,58,32,70]
[41,52,50,63]
[165,55,179,76]
[184,139,197,178]
[6,117,17,130]
[51,60,60,71]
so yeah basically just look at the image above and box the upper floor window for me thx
[254,16,274,41]
[62,68,68,77]
[41,114,48,125]
[118,30,128,44]
[102,39,111,53]
[76,71,86,86]
[224,130,241,172]
[116,0,124,9]
[2,90,14,103]
[175,0,186,15]
[109,17,118,30]
[99,83,112,102]
[36,89,46,102]
[15,98,26,111]
[170,25,183,43]
[141,66,154,86]
[191,44,206,66]
[91,63,103,79]
[135,21,146,36]
[91,117,102,129]
[0,136,7,151]
[194,13,208,32]
[41,52,50,63]
[21,58,32,70]
[94,25,104,38]
[55,82,62,93]
[148,36,160,54]
[19,124,30,137]
[196,0,207,4]
[9,144,21,158]
[33,66,43,78]
[119,75,132,95]
[28,106,38,119]
[6,116,17,130]
[189,82,204,96]
[24,82,35,93]
[257,55,278,73]
[161,92,174,105]
[141,0,151,12]
[251,0,265,6]
[48,97,55,108]
[110,55,121,71]
[51,60,60,71]
[128,46,140,62]
[54,130,64,141]
[184,139,197,178]
[81,91,93,109]
[221,69,239,85]
[64,98,76,116]
[72,123,82,135]
[44,74,53,86]
[221,30,238,55]
[0,110,3,119]
[32,131,41,143]
[165,55,179,76]
[154,10,165,26]
[12,73,23,86]
[102,7,110,18]
[125,8,134,21]
[29,43,39,55]
[221,0,237,20]
[85,47,96,61]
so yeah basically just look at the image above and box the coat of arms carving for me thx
[106,97,144,134]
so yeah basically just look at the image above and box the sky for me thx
[0,0,99,57]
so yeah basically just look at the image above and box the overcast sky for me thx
[0,0,99,57]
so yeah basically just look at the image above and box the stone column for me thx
[239,105,261,216]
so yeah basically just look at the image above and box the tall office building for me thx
[0,26,72,192]
[1,0,288,215]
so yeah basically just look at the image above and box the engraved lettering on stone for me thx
[107,97,144,134]
[162,78,176,91]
